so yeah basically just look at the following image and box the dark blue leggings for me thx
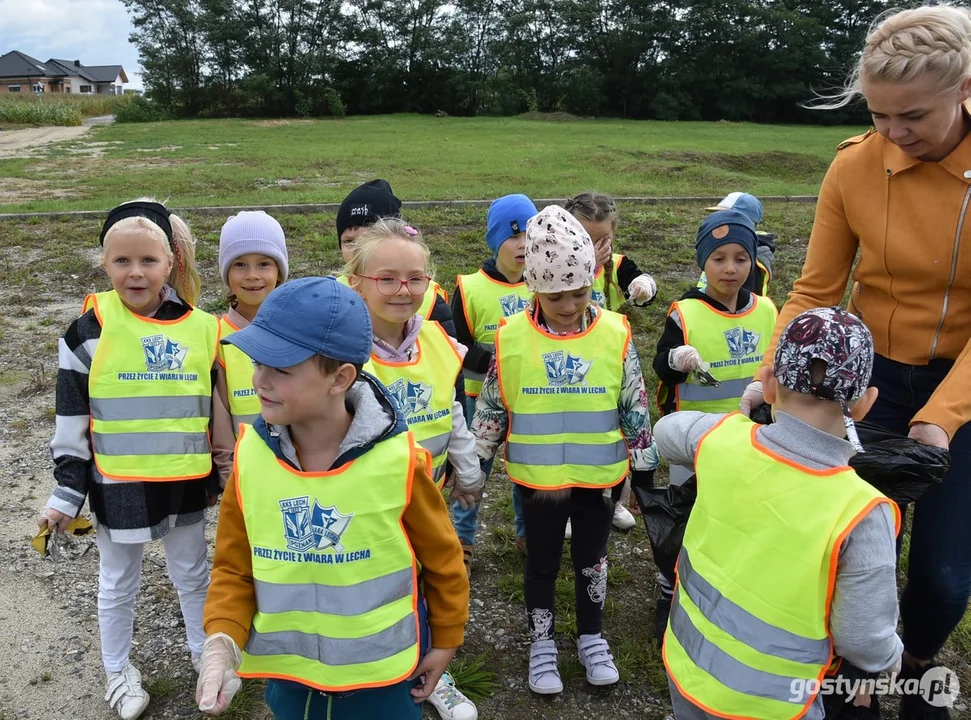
[866,354,971,660]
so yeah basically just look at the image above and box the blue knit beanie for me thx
[486,194,538,255]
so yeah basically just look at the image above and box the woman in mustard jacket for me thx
[742,7,971,718]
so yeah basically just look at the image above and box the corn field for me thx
[0,93,134,126]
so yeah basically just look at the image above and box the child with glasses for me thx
[346,218,483,720]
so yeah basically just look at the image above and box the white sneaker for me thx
[577,634,619,686]
[105,664,150,720]
[564,519,573,539]
[529,640,563,694]
[613,504,636,530]
[428,670,478,720]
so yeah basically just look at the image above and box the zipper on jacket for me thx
[930,184,971,359]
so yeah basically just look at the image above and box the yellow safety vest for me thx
[456,269,532,396]
[336,274,446,320]
[591,253,626,310]
[495,308,630,490]
[659,295,777,413]
[664,413,899,720]
[217,315,261,435]
[363,321,461,488]
[86,290,218,482]
[234,425,421,692]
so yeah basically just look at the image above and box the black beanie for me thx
[335,179,402,245]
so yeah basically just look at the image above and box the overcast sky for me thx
[1,0,144,89]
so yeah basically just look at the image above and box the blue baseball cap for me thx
[486,194,538,254]
[222,276,372,368]
[695,210,758,270]
[706,192,764,226]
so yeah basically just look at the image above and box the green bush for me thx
[114,95,174,123]
[323,88,346,119]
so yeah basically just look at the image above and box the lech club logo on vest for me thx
[265,496,371,566]
[118,334,199,382]
[142,333,189,371]
[709,327,763,370]
[544,350,592,386]
[591,289,605,306]
[386,378,449,425]
[499,293,529,318]
[522,350,606,396]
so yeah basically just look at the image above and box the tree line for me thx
[122,0,906,124]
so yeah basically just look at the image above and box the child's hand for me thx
[37,508,72,534]
[409,647,457,702]
[594,236,612,269]
[629,275,657,306]
[669,345,703,373]
[738,380,764,416]
[908,422,949,449]
[196,633,242,715]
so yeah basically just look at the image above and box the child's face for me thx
[227,253,279,310]
[252,357,346,426]
[103,229,173,315]
[354,239,429,326]
[536,287,591,331]
[703,243,751,298]
[340,226,365,264]
[496,232,526,271]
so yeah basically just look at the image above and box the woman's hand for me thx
[409,647,457,702]
[908,422,949,449]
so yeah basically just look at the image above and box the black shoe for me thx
[899,663,952,720]
[653,593,672,645]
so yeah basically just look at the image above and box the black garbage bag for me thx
[748,404,949,504]
[633,477,697,582]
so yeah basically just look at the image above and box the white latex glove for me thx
[451,470,485,510]
[738,380,764,417]
[196,633,243,715]
[669,345,703,373]
[628,274,657,306]
[37,506,72,533]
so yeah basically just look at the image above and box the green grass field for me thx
[0,114,867,213]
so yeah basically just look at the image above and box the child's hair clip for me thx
[403,225,419,237]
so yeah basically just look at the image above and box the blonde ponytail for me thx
[167,212,201,306]
[810,5,971,110]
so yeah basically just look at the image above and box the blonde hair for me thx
[342,217,435,280]
[101,198,202,306]
[565,192,620,310]
[812,5,971,110]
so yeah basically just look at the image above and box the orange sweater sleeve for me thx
[764,156,861,366]
[404,450,470,649]
[203,468,255,649]
[913,336,971,438]
[211,362,236,489]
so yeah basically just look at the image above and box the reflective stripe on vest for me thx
[663,413,899,719]
[87,290,217,482]
[235,425,420,692]
[456,271,531,396]
[591,253,625,310]
[495,308,630,490]
[670,296,777,413]
[363,321,461,489]
[337,275,445,320]
[218,315,261,433]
